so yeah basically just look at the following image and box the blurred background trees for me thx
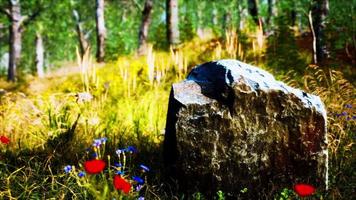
[0,0,354,81]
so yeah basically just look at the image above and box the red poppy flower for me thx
[84,159,106,174]
[0,136,10,144]
[113,175,131,194]
[293,183,316,197]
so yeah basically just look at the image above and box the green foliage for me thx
[216,190,225,200]
[276,188,295,200]
[265,15,307,76]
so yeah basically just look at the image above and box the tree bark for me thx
[73,10,89,57]
[138,0,153,55]
[223,12,231,31]
[266,0,277,28]
[212,6,218,26]
[166,0,180,45]
[247,0,259,26]
[8,0,22,81]
[35,32,44,78]
[311,0,329,65]
[95,0,106,62]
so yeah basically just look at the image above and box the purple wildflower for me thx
[100,137,108,144]
[64,165,72,173]
[92,139,102,147]
[136,185,144,192]
[345,104,352,109]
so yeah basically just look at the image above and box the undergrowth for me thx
[0,33,355,199]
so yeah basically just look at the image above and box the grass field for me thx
[0,33,355,199]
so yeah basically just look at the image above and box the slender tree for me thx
[266,0,277,28]
[138,0,153,55]
[73,9,89,57]
[95,0,106,62]
[309,0,329,64]
[35,31,44,78]
[247,0,259,26]
[166,0,179,45]
[0,0,42,81]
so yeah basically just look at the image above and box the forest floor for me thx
[0,35,355,199]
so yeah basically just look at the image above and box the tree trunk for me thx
[212,6,218,26]
[223,12,231,31]
[247,0,259,26]
[238,1,248,30]
[8,0,22,81]
[35,32,44,78]
[73,10,89,57]
[138,0,153,55]
[311,0,329,65]
[95,0,106,62]
[166,0,180,45]
[266,0,277,28]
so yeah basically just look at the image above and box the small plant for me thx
[193,192,203,200]
[216,190,225,200]
[277,188,295,200]
[240,187,248,194]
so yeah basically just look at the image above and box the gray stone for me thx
[163,60,328,198]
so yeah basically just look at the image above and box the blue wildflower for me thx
[341,111,347,116]
[352,116,356,120]
[139,164,150,172]
[114,162,122,167]
[64,165,72,173]
[116,149,124,156]
[92,153,98,158]
[346,117,351,121]
[101,137,108,144]
[116,170,125,175]
[132,176,144,184]
[78,171,86,177]
[126,146,137,153]
[92,139,102,147]
[136,185,143,192]
[345,104,352,109]
[137,196,144,200]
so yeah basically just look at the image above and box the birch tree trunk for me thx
[166,0,180,45]
[266,0,277,29]
[73,10,89,57]
[95,0,106,62]
[8,0,22,81]
[138,0,153,55]
[35,32,44,78]
[311,0,329,65]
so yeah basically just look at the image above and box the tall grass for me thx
[0,35,354,199]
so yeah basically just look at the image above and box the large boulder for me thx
[163,60,328,198]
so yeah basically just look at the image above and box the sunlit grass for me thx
[0,33,354,199]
